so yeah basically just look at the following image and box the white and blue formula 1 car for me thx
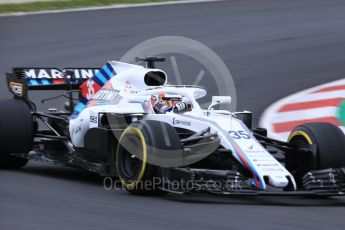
[2,56,345,196]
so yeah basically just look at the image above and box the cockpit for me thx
[126,85,207,114]
[150,93,193,114]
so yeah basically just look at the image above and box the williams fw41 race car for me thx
[2,56,345,197]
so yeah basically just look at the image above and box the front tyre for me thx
[116,120,182,195]
[116,126,155,194]
[287,122,345,185]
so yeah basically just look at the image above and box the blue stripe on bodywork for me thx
[226,135,266,190]
[95,71,108,84]
[236,121,269,189]
[99,68,110,80]
[42,79,50,85]
[28,79,38,86]
[79,97,88,105]
[70,102,86,119]
[104,63,115,76]
[74,102,86,112]
[71,62,117,119]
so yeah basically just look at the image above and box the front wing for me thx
[159,167,345,197]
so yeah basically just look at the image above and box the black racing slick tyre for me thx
[116,120,182,195]
[287,122,345,184]
[0,99,34,169]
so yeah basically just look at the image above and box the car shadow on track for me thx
[163,194,345,207]
[17,162,105,186]
[11,162,345,207]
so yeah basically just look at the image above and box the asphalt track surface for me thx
[1,0,345,229]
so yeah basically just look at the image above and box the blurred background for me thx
[1,0,345,230]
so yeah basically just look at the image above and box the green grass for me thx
[0,0,170,13]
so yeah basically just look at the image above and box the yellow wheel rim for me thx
[288,130,313,144]
[116,127,147,190]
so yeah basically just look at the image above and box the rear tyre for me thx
[287,122,345,185]
[0,99,34,169]
[116,120,182,195]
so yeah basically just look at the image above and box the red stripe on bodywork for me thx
[227,136,261,189]
[53,79,65,84]
[273,117,340,133]
[312,85,345,93]
[103,81,113,89]
[230,138,251,170]
[278,98,343,112]
[88,100,97,107]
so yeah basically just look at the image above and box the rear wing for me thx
[6,67,100,98]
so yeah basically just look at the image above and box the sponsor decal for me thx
[89,112,99,128]
[141,101,151,113]
[256,163,279,167]
[74,118,83,134]
[74,126,82,134]
[90,115,98,123]
[23,68,99,79]
[253,158,276,162]
[172,117,191,126]
[87,89,123,108]
[86,79,96,100]
[93,89,122,102]
[228,130,251,139]
[80,80,101,101]
[261,168,284,172]
[9,82,23,96]
[123,80,132,92]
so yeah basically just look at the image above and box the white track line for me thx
[268,106,339,123]
[259,77,345,141]
[280,90,345,103]
[0,0,224,17]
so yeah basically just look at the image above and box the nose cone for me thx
[267,175,289,188]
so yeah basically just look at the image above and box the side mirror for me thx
[208,96,231,111]
[64,100,75,112]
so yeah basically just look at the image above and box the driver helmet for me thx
[150,93,182,114]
